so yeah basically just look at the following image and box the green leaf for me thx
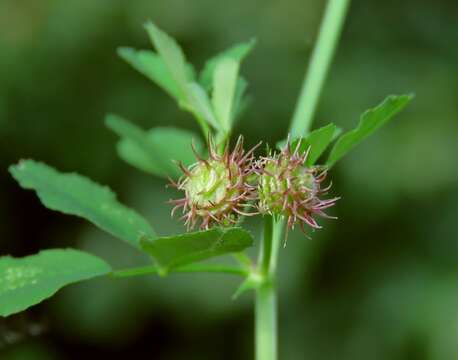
[199,39,256,90]
[287,123,338,166]
[0,249,111,317]
[303,123,338,165]
[141,227,254,274]
[185,82,220,130]
[275,123,339,166]
[117,47,180,100]
[326,94,413,167]
[232,77,250,121]
[9,160,155,248]
[211,58,240,132]
[106,114,202,179]
[144,21,193,102]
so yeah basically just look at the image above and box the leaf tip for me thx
[9,159,32,177]
[104,113,117,126]
[117,46,134,59]
[143,20,156,31]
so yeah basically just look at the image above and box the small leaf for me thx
[286,123,338,166]
[275,123,339,166]
[185,82,220,130]
[212,58,240,132]
[117,47,180,100]
[302,123,338,165]
[232,77,250,121]
[327,94,413,167]
[10,160,155,248]
[144,21,193,101]
[106,114,202,179]
[200,39,256,90]
[140,227,254,274]
[0,249,111,317]
[117,128,203,179]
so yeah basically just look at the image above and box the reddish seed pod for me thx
[256,137,339,236]
[169,136,260,230]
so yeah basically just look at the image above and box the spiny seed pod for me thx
[256,138,339,235]
[169,136,260,230]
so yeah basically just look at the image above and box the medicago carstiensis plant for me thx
[1,2,412,359]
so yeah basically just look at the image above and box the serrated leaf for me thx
[199,39,256,90]
[10,160,155,248]
[140,227,254,274]
[326,94,413,167]
[106,114,202,179]
[117,47,180,100]
[144,21,193,101]
[0,249,111,317]
[211,58,240,132]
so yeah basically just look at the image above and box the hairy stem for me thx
[289,0,351,137]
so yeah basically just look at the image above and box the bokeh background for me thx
[1,0,457,359]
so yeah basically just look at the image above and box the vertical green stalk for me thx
[255,1,351,359]
[289,0,351,137]
[259,215,273,275]
[256,215,276,360]
[255,282,277,360]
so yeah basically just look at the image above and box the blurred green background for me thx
[1,0,457,359]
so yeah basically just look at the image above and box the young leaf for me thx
[140,227,254,275]
[232,77,250,121]
[185,82,220,130]
[0,249,111,317]
[117,47,180,100]
[199,39,256,90]
[302,123,338,165]
[327,94,413,167]
[106,114,203,179]
[285,123,338,166]
[212,58,240,132]
[9,160,156,248]
[275,123,339,166]
[144,21,193,101]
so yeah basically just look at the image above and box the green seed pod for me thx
[170,136,260,230]
[257,138,339,234]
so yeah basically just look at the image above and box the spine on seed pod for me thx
[169,135,261,230]
[255,137,339,239]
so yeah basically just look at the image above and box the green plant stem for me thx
[257,1,351,358]
[255,280,277,360]
[289,0,351,137]
[233,252,253,268]
[259,215,274,274]
[270,217,284,273]
[111,263,248,278]
[255,215,277,360]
